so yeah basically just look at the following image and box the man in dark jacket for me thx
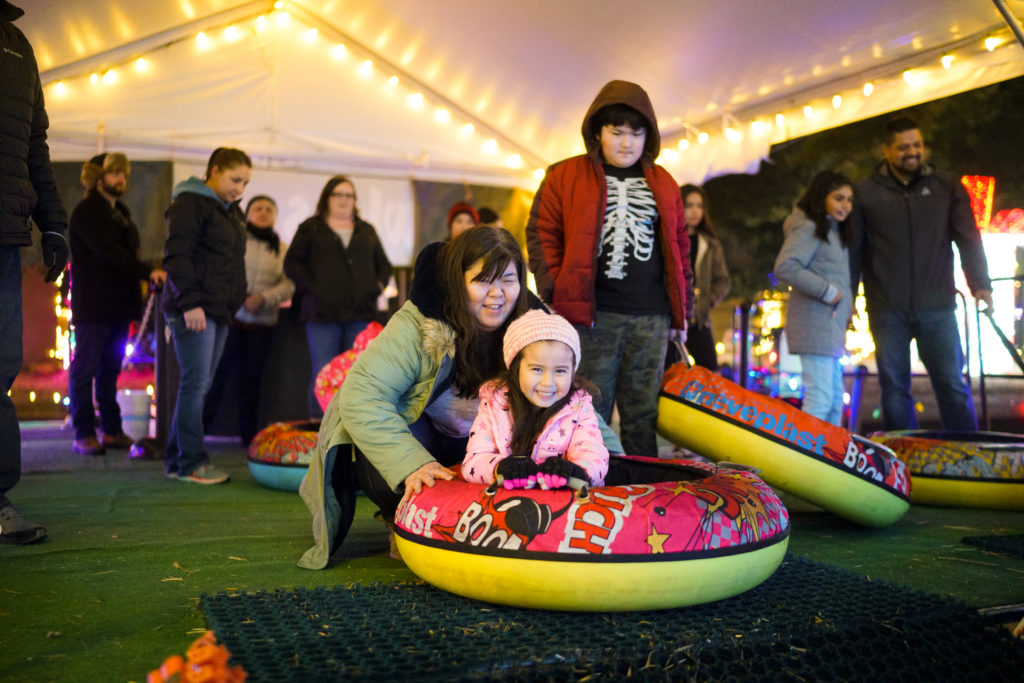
[68,153,166,455]
[850,117,992,431]
[0,0,69,544]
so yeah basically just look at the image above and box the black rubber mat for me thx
[962,533,1024,559]
[201,555,1023,682]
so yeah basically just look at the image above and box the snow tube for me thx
[394,455,790,611]
[869,430,1024,511]
[658,365,911,527]
[314,322,383,412]
[246,420,320,491]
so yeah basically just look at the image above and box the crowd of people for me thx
[1,0,993,557]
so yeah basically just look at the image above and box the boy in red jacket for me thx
[526,80,693,457]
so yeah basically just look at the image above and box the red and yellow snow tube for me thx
[246,420,320,491]
[658,365,911,527]
[314,322,383,412]
[394,455,790,611]
[869,430,1024,511]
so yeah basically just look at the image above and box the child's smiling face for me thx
[517,340,574,408]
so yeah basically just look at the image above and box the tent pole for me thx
[992,0,1024,51]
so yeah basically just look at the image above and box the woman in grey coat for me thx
[774,171,855,425]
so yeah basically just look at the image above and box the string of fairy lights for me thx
[42,1,542,181]
[40,2,1021,184]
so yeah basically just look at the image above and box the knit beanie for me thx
[446,202,479,230]
[503,309,581,370]
[80,152,131,189]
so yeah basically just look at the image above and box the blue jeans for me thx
[800,354,844,426]
[305,320,369,418]
[0,248,23,497]
[575,311,670,458]
[68,322,130,439]
[164,313,228,476]
[869,308,977,431]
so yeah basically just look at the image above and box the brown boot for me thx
[100,432,135,449]
[72,436,106,456]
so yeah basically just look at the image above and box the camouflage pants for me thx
[574,311,670,458]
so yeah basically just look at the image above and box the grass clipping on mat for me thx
[202,555,1024,682]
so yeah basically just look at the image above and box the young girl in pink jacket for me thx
[462,309,609,489]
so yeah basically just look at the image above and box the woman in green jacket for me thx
[299,227,622,568]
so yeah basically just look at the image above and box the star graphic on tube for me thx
[647,525,670,553]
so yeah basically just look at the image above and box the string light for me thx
[984,36,1002,51]
[101,69,117,85]
[483,138,498,154]
[54,81,66,96]
[406,92,423,108]
[195,31,209,50]
[831,94,842,109]
[357,59,373,77]
[331,44,346,59]
[697,131,709,144]
[223,25,241,43]
[803,104,813,119]
[461,123,474,135]
[302,27,318,43]
[863,82,874,96]
[433,108,450,124]
[941,54,954,69]
[134,57,148,73]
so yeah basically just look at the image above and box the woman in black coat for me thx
[284,175,392,418]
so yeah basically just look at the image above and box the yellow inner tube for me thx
[395,531,790,612]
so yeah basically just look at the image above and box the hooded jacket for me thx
[849,162,990,313]
[0,0,67,246]
[774,207,852,357]
[162,177,247,323]
[69,189,152,324]
[525,80,692,327]
[462,383,609,487]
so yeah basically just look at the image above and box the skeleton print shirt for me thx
[594,163,670,315]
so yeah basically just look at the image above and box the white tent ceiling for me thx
[20,0,1024,188]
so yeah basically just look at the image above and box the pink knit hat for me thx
[503,309,581,370]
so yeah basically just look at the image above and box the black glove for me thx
[536,458,589,489]
[40,232,69,283]
[494,456,538,489]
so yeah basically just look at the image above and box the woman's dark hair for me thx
[315,175,359,221]
[502,355,600,460]
[440,226,529,397]
[204,147,252,179]
[795,171,854,245]
[679,184,719,239]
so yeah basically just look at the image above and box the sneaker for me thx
[100,432,135,449]
[0,500,48,544]
[72,435,106,456]
[177,465,230,485]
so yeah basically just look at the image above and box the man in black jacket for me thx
[68,153,166,455]
[0,0,69,544]
[850,117,992,431]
